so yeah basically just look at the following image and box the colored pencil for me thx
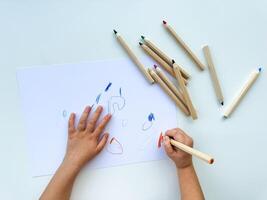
[148,68,190,116]
[170,138,214,164]
[139,42,188,85]
[163,20,205,71]
[113,30,154,84]
[223,67,262,118]
[141,36,190,79]
[203,45,224,105]
[173,60,198,120]
[154,65,186,105]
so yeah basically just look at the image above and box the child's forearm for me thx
[39,161,81,200]
[177,164,204,200]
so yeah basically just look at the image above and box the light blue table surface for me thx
[0,0,267,199]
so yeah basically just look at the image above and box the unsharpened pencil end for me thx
[163,20,167,25]
[259,67,262,72]
[209,158,214,164]
[141,35,145,40]
[221,101,224,106]
[113,29,117,34]
[139,42,143,46]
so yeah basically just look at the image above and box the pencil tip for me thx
[221,101,224,106]
[113,29,117,34]
[141,35,145,40]
[163,20,167,25]
[172,59,175,64]
[154,64,158,69]
[259,67,262,72]
[223,115,227,119]
[139,42,143,46]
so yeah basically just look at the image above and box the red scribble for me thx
[107,137,123,154]
[157,133,163,148]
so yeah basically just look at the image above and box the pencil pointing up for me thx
[113,30,154,84]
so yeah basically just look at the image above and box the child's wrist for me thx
[175,161,193,170]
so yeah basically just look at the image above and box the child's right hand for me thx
[163,128,193,169]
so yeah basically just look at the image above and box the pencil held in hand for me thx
[113,30,154,84]
[170,139,214,164]
[223,67,262,118]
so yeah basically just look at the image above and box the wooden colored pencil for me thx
[148,68,190,116]
[154,65,187,105]
[113,30,154,84]
[141,36,190,79]
[223,68,262,118]
[170,138,214,164]
[203,45,224,105]
[139,42,188,85]
[163,20,205,71]
[173,60,198,120]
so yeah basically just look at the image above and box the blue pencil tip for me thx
[258,67,262,72]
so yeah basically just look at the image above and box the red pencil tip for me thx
[163,20,167,25]
[153,64,158,69]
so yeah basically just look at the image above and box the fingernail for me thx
[98,105,103,110]
[85,106,90,112]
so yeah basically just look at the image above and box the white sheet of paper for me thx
[17,58,178,177]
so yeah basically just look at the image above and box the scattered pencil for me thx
[154,65,187,105]
[148,68,190,116]
[113,30,154,84]
[203,45,224,105]
[163,20,205,71]
[223,67,262,118]
[139,42,188,85]
[173,60,198,120]
[169,137,214,164]
[139,42,174,76]
[141,35,190,79]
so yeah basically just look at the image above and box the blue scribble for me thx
[95,93,102,104]
[148,113,155,121]
[105,82,112,92]
[119,87,122,96]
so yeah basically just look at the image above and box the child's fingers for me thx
[163,135,174,155]
[93,114,112,137]
[68,113,76,135]
[86,106,103,132]
[77,106,91,131]
[96,133,109,153]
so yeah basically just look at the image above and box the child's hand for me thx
[62,105,111,171]
[163,128,193,169]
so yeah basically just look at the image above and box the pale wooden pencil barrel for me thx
[165,24,205,70]
[140,43,187,84]
[203,45,224,104]
[149,69,190,116]
[115,34,154,84]
[173,63,198,119]
[143,38,190,79]
[170,139,214,164]
[155,66,186,105]
[223,70,260,118]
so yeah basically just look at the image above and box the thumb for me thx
[96,133,109,153]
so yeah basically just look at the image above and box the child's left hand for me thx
[62,105,111,171]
